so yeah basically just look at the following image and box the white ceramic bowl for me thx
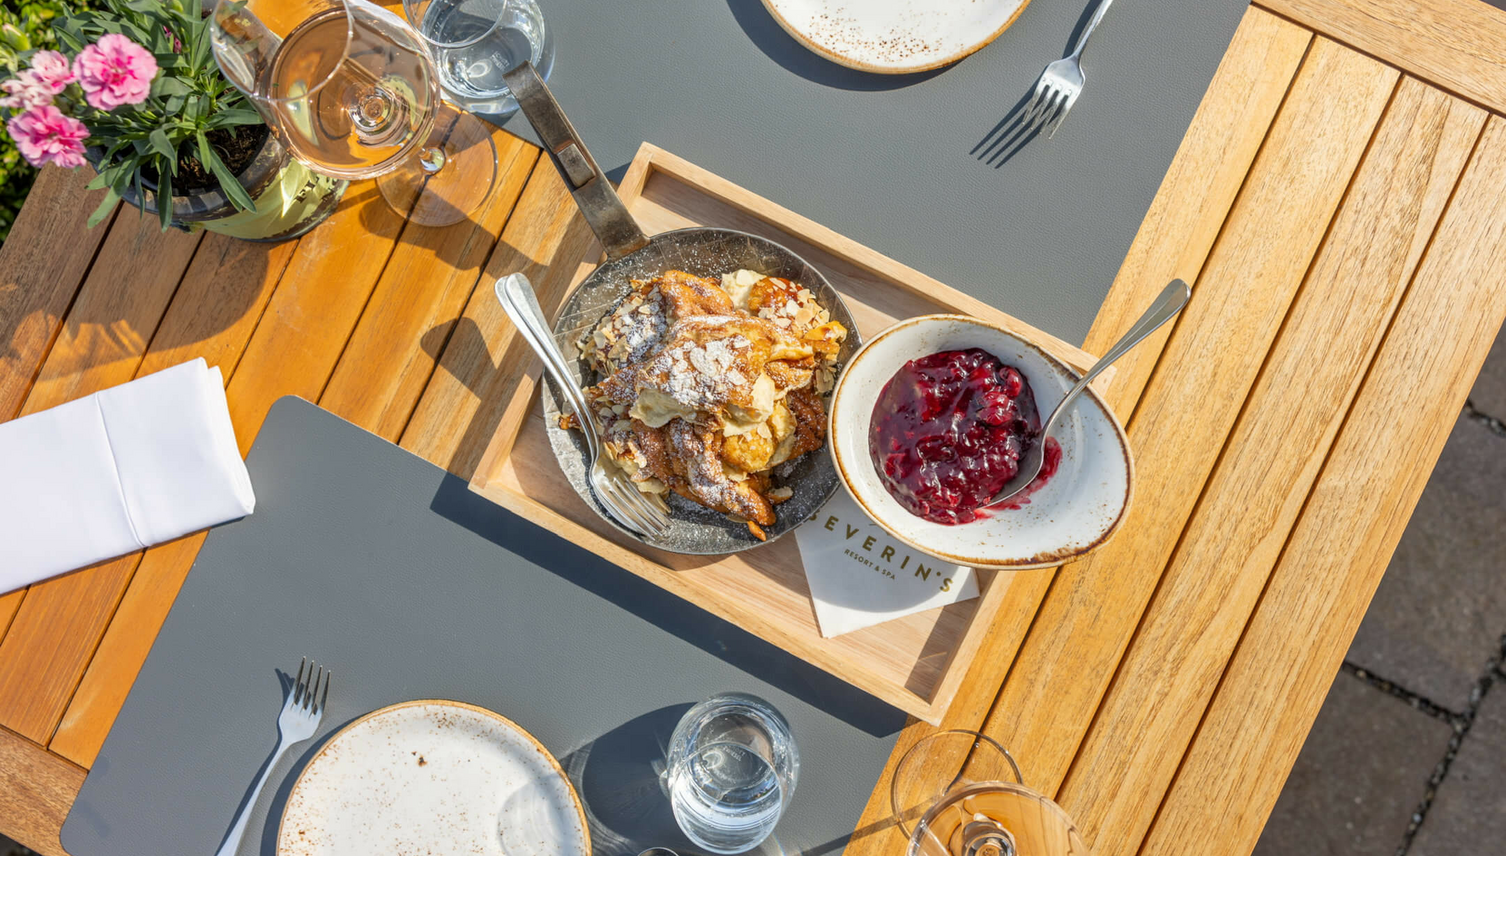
[828,315,1132,569]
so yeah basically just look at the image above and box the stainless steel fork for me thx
[215,659,329,856]
[1019,0,1115,139]
[495,273,672,540]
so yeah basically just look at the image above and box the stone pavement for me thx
[1256,327,1506,856]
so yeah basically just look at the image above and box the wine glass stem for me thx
[350,86,403,146]
[419,147,446,174]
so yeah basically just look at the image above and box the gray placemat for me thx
[494,0,1245,346]
[61,399,906,855]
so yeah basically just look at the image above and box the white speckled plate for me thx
[278,700,590,855]
[762,0,1031,73]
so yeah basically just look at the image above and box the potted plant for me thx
[0,0,345,240]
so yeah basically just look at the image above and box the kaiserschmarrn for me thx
[568,269,847,539]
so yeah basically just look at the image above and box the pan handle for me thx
[502,61,650,260]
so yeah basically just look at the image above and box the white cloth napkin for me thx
[795,489,979,638]
[0,358,254,593]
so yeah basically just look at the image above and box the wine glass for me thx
[403,0,554,117]
[890,730,1087,856]
[210,0,496,227]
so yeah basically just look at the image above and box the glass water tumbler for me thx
[665,692,799,854]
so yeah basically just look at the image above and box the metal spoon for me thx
[982,279,1190,509]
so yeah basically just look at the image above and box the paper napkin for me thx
[0,358,255,593]
[795,488,979,637]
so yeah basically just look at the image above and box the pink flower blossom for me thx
[0,50,77,109]
[0,71,53,110]
[72,34,157,110]
[28,51,77,94]
[6,104,90,168]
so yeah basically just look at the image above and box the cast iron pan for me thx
[501,62,861,555]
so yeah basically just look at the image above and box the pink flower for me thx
[0,51,77,110]
[6,104,90,168]
[72,34,157,110]
[0,71,53,110]
[28,51,77,94]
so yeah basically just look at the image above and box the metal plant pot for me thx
[95,127,347,242]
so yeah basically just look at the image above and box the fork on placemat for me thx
[977,0,1115,163]
[215,658,329,856]
[1019,0,1114,140]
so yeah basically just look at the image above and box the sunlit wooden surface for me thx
[3,0,1506,856]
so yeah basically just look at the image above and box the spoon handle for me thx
[1049,279,1190,427]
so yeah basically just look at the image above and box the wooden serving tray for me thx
[470,144,1107,723]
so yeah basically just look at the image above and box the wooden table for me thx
[3,0,1505,856]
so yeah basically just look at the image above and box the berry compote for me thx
[869,348,1047,525]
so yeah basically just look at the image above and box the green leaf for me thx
[87,187,121,228]
[197,132,255,212]
[148,128,177,173]
[156,160,173,232]
[116,20,154,47]
[205,107,263,128]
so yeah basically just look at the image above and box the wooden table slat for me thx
[320,134,539,441]
[0,165,117,422]
[0,183,403,748]
[0,725,84,856]
[49,142,542,768]
[1058,77,1487,854]
[398,167,600,474]
[1258,0,1506,116]
[0,212,203,742]
[844,6,1314,854]
[45,234,304,766]
[975,37,1399,802]
[1144,113,1506,855]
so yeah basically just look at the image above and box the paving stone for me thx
[1346,413,1506,709]
[1471,322,1506,423]
[1254,673,1451,855]
[1409,683,1506,855]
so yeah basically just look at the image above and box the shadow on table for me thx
[723,0,948,91]
[559,705,882,856]
[428,472,908,740]
[0,227,274,380]
[351,109,508,267]
[557,704,694,856]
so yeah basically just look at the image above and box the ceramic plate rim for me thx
[275,699,591,855]
[760,0,1034,74]
[828,313,1133,569]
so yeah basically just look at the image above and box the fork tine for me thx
[1044,90,1077,139]
[619,482,669,536]
[620,483,668,536]
[1029,88,1064,134]
[320,670,330,715]
[1018,77,1048,127]
[293,657,307,705]
[304,662,319,713]
[606,472,667,533]
[596,476,654,535]
[630,486,671,531]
